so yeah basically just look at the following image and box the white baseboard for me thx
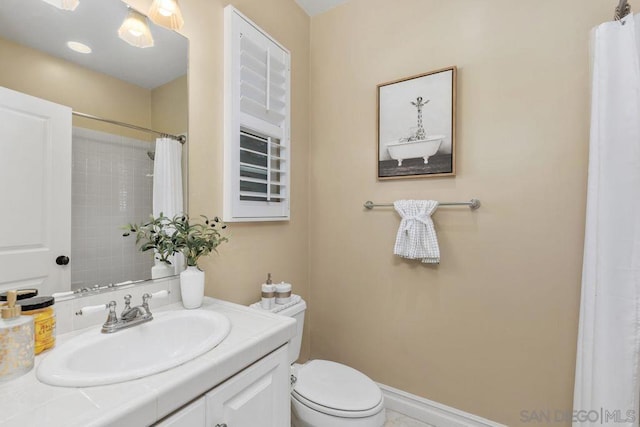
[378,383,506,427]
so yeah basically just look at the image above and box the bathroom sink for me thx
[37,309,231,387]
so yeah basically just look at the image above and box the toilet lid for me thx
[292,360,382,412]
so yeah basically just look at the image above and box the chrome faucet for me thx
[120,294,151,321]
[101,294,153,333]
[76,290,170,334]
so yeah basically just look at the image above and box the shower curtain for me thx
[153,137,184,274]
[573,13,640,427]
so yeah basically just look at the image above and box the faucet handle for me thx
[123,294,132,310]
[75,301,112,316]
[142,290,170,311]
[143,290,170,303]
[104,301,118,326]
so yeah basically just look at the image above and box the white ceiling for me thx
[0,0,187,89]
[295,0,350,16]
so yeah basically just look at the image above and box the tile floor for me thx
[385,409,433,427]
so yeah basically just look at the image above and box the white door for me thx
[206,346,290,427]
[0,86,71,296]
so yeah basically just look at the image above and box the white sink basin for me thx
[37,309,231,387]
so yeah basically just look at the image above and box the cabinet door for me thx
[155,397,206,427]
[206,345,289,427]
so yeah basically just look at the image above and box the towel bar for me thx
[364,199,481,210]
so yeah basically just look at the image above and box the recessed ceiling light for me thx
[66,41,92,54]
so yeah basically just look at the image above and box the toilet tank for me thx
[276,299,306,365]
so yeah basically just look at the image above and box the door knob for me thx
[55,255,70,266]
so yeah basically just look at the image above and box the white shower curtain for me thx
[153,137,184,274]
[573,13,640,427]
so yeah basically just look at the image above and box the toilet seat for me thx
[292,360,384,418]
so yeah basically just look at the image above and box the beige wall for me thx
[0,37,152,140]
[126,0,311,359]
[309,0,610,425]
[0,38,188,139]
[151,75,188,135]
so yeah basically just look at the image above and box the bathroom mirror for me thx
[0,0,188,295]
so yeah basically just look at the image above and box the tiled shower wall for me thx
[71,127,155,290]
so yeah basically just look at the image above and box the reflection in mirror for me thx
[0,0,188,295]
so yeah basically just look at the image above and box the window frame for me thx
[223,6,291,222]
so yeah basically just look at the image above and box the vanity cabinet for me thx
[155,345,290,427]
[206,344,290,426]
[155,397,206,426]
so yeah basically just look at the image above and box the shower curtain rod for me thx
[72,111,186,144]
[615,0,631,20]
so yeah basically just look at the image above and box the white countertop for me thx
[0,297,296,427]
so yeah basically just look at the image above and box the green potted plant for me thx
[123,214,176,280]
[169,214,228,308]
[124,213,228,308]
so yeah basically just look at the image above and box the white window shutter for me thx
[224,6,291,222]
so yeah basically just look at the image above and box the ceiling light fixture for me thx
[118,8,154,49]
[148,0,184,30]
[66,41,92,54]
[41,0,79,11]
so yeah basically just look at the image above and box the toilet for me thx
[277,299,386,427]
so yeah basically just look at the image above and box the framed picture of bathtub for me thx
[377,66,457,179]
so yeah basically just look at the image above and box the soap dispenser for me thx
[0,290,34,382]
[275,281,292,305]
[261,273,276,310]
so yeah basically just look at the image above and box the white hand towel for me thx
[393,200,440,264]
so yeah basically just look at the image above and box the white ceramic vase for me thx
[180,266,205,309]
[151,259,175,279]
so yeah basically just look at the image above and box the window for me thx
[224,6,291,221]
